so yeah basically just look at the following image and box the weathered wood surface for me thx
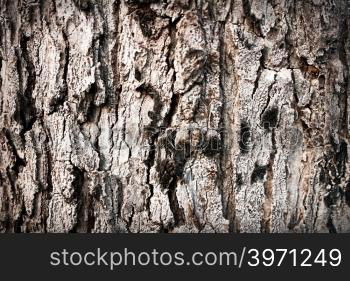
[0,0,349,233]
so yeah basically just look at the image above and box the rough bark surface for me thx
[0,0,349,233]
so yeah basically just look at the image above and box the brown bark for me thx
[0,0,349,233]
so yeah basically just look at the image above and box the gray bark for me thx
[0,0,349,233]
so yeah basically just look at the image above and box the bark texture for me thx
[0,0,349,233]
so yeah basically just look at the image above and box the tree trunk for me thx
[0,0,349,233]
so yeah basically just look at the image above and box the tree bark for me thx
[0,0,349,233]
